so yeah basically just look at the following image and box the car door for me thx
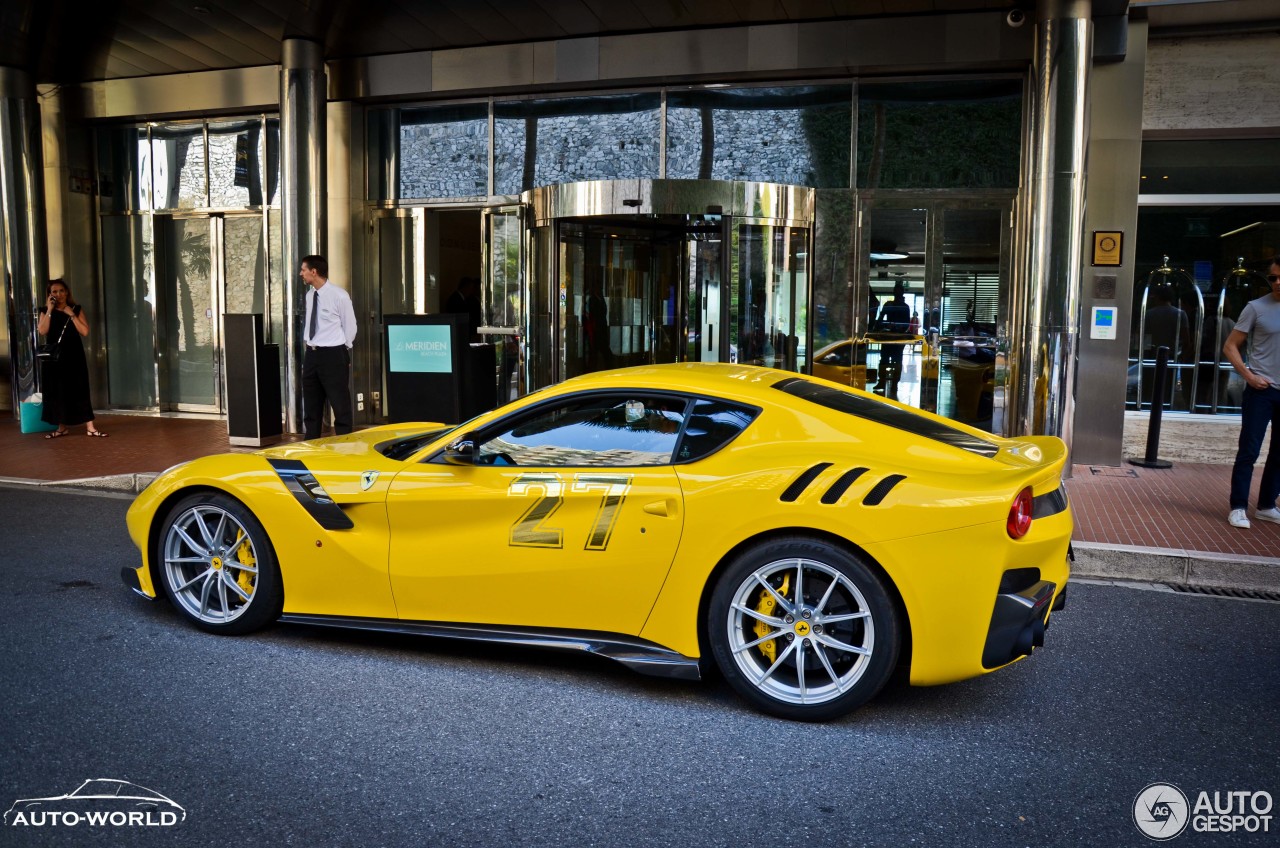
[386,392,688,635]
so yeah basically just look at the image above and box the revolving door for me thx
[513,180,814,392]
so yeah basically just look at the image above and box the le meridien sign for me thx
[388,324,452,373]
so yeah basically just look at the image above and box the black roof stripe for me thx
[780,462,833,503]
[821,467,869,504]
[862,474,907,506]
[772,377,1000,458]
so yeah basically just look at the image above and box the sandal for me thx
[45,429,68,439]
[87,430,109,438]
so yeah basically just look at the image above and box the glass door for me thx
[158,215,221,412]
[157,212,268,414]
[685,221,727,363]
[938,207,1005,430]
[855,199,1010,432]
[732,222,810,372]
[482,204,524,403]
[556,218,687,381]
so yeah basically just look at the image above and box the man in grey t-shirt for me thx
[1222,256,1280,529]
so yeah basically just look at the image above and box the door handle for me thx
[643,499,677,517]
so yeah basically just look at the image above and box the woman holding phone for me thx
[36,278,106,438]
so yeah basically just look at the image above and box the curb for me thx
[1072,541,1280,593]
[0,473,159,494]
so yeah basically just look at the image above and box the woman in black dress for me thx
[36,279,106,438]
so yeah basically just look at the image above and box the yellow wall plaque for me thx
[1092,231,1123,266]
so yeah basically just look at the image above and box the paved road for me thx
[2,486,1277,847]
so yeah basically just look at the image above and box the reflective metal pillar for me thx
[279,39,327,432]
[1010,0,1092,442]
[0,66,49,415]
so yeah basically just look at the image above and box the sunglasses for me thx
[1270,274,1280,283]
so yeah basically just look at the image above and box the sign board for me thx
[1092,231,1123,266]
[1090,306,1117,340]
[388,324,452,373]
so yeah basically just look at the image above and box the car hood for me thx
[255,423,451,463]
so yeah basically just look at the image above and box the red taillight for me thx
[1007,487,1034,539]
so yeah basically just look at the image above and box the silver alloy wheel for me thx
[725,557,875,706]
[162,504,260,625]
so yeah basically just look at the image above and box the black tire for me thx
[707,536,900,721]
[156,492,282,635]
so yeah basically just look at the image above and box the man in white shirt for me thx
[300,254,358,439]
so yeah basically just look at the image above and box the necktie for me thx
[308,290,318,343]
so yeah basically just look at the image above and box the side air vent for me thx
[269,458,354,530]
[821,467,869,504]
[862,474,906,506]
[780,463,833,502]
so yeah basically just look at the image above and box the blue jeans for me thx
[1230,385,1280,511]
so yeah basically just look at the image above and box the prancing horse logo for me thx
[360,471,379,491]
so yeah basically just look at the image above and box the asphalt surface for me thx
[2,485,1278,848]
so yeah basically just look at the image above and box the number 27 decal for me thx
[508,474,633,551]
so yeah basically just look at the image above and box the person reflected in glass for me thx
[583,275,612,372]
[1144,285,1193,409]
[445,276,483,342]
[1145,285,1192,360]
[36,279,106,438]
[874,281,911,399]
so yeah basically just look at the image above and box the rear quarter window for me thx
[675,399,761,463]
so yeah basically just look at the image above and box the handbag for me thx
[37,314,69,362]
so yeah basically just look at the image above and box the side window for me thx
[477,395,689,467]
[819,343,853,367]
[675,399,760,462]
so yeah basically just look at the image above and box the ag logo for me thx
[1134,783,1190,840]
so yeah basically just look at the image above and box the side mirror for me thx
[443,433,477,465]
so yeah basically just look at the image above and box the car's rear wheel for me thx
[708,537,899,721]
[158,493,281,635]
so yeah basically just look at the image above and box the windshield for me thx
[377,427,457,461]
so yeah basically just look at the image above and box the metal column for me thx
[1010,0,1092,441]
[0,66,49,415]
[279,39,327,433]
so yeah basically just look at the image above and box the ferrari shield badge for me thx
[360,470,379,491]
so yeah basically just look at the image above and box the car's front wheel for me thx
[708,537,900,721]
[157,493,282,634]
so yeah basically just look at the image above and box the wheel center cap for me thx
[794,620,811,636]
[210,556,223,570]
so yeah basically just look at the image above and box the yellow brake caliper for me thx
[233,530,256,598]
[753,575,790,663]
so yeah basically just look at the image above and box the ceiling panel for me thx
[533,0,606,36]
[488,0,569,40]
[577,0,650,30]
[8,0,1267,86]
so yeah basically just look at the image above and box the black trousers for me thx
[302,346,353,439]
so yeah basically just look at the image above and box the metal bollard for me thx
[1129,345,1173,469]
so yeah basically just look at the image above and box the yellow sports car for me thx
[123,363,1071,721]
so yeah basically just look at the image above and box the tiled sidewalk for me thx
[1067,462,1278,560]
